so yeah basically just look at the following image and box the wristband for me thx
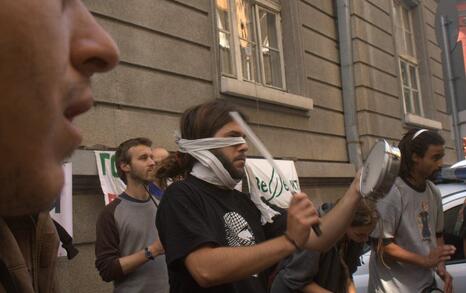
[283,232,300,250]
[144,247,155,260]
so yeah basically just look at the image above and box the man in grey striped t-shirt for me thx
[95,137,169,293]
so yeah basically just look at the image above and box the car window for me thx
[443,204,465,263]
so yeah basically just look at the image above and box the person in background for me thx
[148,147,170,199]
[369,129,456,293]
[0,1,119,292]
[95,138,169,293]
[271,200,378,293]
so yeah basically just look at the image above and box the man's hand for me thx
[351,168,362,195]
[423,245,456,268]
[436,263,453,293]
[148,239,165,256]
[286,193,320,248]
[118,239,165,275]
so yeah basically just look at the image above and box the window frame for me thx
[254,4,287,90]
[442,199,466,264]
[393,1,425,117]
[216,0,237,78]
[219,0,287,90]
[213,0,313,111]
[399,58,424,116]
[395,2,417,62]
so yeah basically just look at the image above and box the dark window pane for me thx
[241,43,259,82]
[219,31,234,75]
[236,0,255,42]
[259,9,278,49]
[263,48,282,87]
[216,0,230,31]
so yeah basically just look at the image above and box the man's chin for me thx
[231,169,245,180]
[428,169,441,181]
[0,195,58,217]
[20,168,64,216]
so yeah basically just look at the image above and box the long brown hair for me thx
[350,199,379,227]
[338,199,378,290]
[156,100,246,181]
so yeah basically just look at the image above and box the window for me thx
[393,1,423,116]
[216,0,286,89]
[443,204,465,262]
[399,61,422,114]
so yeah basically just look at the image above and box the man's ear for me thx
[411,152,421,164]
[120,162,131,173]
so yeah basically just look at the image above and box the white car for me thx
[353,168,466,292]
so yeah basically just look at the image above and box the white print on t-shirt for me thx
[223,212,256,247]
[416,200,432,241]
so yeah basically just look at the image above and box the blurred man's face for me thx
[123,145,156,185]
[347,223,375,243]
[0,0,119,216]
[413,144,445,180]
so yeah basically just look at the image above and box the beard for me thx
[427,167,441,181]
[211,149,245,180]
[128,169,153,185]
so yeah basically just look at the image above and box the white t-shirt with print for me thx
[368,177,443,293]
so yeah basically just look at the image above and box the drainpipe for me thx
[336,0,363,169]
[440,15,463,162]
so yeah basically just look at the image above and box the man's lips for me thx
[234,157,246,166]
[61,87,94,159]
[64,94,94,122]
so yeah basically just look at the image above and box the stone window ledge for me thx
[221,77,313,112]
[404,113,442,130]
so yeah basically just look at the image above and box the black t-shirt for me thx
[156,175,286,293]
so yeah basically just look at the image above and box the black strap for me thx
[143,185,160,230]
[52,220,79,260]
[144,185,160,209]
[0,260,18,293]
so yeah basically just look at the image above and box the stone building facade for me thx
[56,0,456,291]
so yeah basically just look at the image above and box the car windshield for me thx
[432,163,466,262]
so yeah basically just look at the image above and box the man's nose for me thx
[238,142,248,153]
[70,1,120,77]
[437,159,443,169]
[148,158,156,166]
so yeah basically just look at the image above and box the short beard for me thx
[128,172,152,185]
[211,149,244,180]
[427,168,441,181]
